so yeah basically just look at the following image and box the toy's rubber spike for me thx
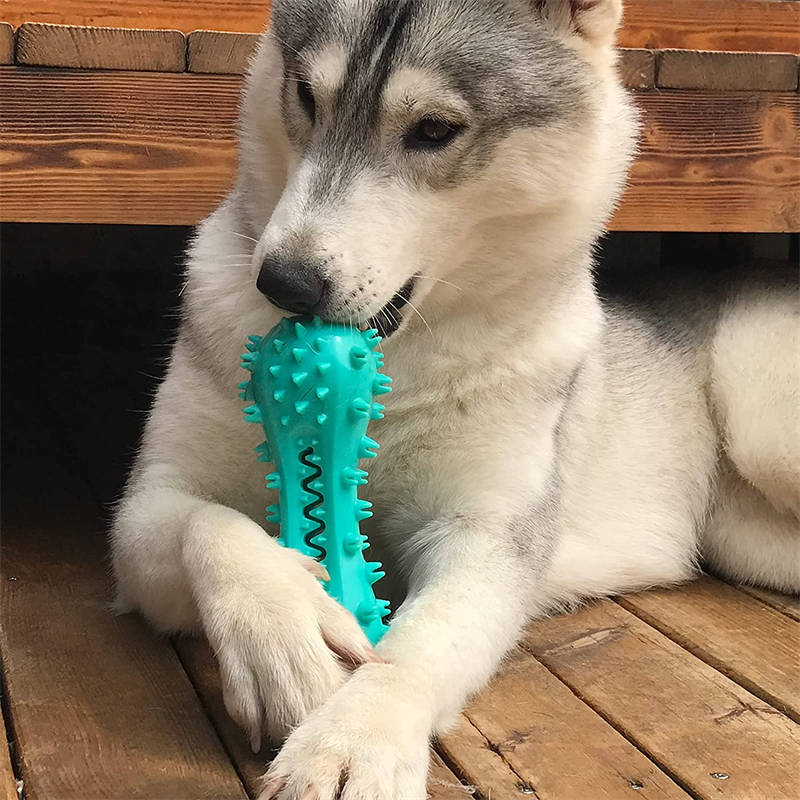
[373,375,392,395]
[243,405,263,424]
[266,473,281,490]
[269,365,281,377]
[312,316,324,328]
[315,387,330,400]
[294,321,306,338]
[358,436,380,459]
[273,389,287,403]
[292,371,309,387]
[317,362,332,375]
[254,441,272,462]
[370,402,385,420]
[295,400,310,415]
[355,499,373,521]
[350,398,371,420]
[292,348,305,363]
[266,503,281,523]
[350,346,369,368]
[272,338,286,353]
[317,413,328,425]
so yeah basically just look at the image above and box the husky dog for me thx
[111,0,800,797]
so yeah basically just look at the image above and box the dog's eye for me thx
[405,117,462,150]
[296,80,316,122]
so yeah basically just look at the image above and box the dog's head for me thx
[238,0,637,335]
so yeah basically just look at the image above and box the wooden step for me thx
[3,1,799,52]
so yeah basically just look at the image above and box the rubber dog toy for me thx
[239,316,391,644]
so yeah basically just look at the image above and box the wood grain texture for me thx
[659,49,800,92]
[0,709,17,800]
[618,577,800,723]
[737,585,800,622]
[0,435,248,798]
[0,22,13,64]
[619,0,800,54]
[0,0,273,34]
[0,67,241,225]
[16,22,185,71]
[441,649,689,800]
[4,1,799,53]
[2,68,798,231]
[188,30,259,74]
[611,90,800,233]
[174,637,473,799]
[619,48,656,90]
[523,601,800,800]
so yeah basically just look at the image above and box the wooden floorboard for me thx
[737,584,800,622]
[0,420,248,799]
[440,649,690,800]
[523,600,800,800]
[2,67,797,231]
[618,576,800,723]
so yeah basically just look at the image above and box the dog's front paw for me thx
[259,664,431,800]
[207,547,379,749]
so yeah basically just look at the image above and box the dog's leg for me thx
[260,513,546,800]
[112,484,378,748]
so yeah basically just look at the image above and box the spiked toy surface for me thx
[240,317,392,644]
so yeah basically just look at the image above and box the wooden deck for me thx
[1,269,798,800]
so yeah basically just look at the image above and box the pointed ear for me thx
[534,0,623,47]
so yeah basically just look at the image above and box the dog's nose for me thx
[256,255,327,315]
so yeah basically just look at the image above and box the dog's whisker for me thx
[404,297,434,338]
[414,274,463,292]
[228,231,259,244]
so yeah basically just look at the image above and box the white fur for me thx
[111,2,799,797]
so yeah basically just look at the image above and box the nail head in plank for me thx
[659,50,800,92]
[188,30,260,74]
[16,22,186,72]
[619,49,656,90]
[619,0,800,54]
[0,436,248,800]
[523,600,800,800]
[0,23,13,65]
[618,577,800,722]
[445,649,689,800]
[174,637,472,799]
[438,715,536,800]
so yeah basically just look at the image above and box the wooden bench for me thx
[1,1,799,231]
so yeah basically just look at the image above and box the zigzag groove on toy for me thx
[239,316,391,644]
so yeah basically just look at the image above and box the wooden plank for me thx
[611,90,800,233]
[619,48,656,90]
[188,30,259,75]
[618,578,800,723]
[4,1,799,54]
[619,0,800,54]
[441,648,689,800]
[659,50,800,92]
[0,67,240,226]
[0,22,13,64]
[737,584,800,622]
[16,22,185,71]
[174,637,473,799]
[0,708,18,800]
[523,600,800,800]
[1,68,798,231]
[0,422,248,799]
[0,1,273,34]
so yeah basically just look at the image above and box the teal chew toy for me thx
[239,316,392,645]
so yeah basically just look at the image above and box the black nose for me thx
[256,256,327,315]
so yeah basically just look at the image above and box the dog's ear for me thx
[533,0,623,47]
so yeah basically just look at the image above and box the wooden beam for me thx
[1,67,798,232]
[0,23,13,64]
[16,22,186,71]
[659,50,800,92]
[3,1,799,54]
[619,48,656,90]
[619,0,800,54]
[523,601,800,800]
[187,30,260,75]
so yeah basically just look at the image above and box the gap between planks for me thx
[521,600,799,800]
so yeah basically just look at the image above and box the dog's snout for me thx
[257,256,327,315]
